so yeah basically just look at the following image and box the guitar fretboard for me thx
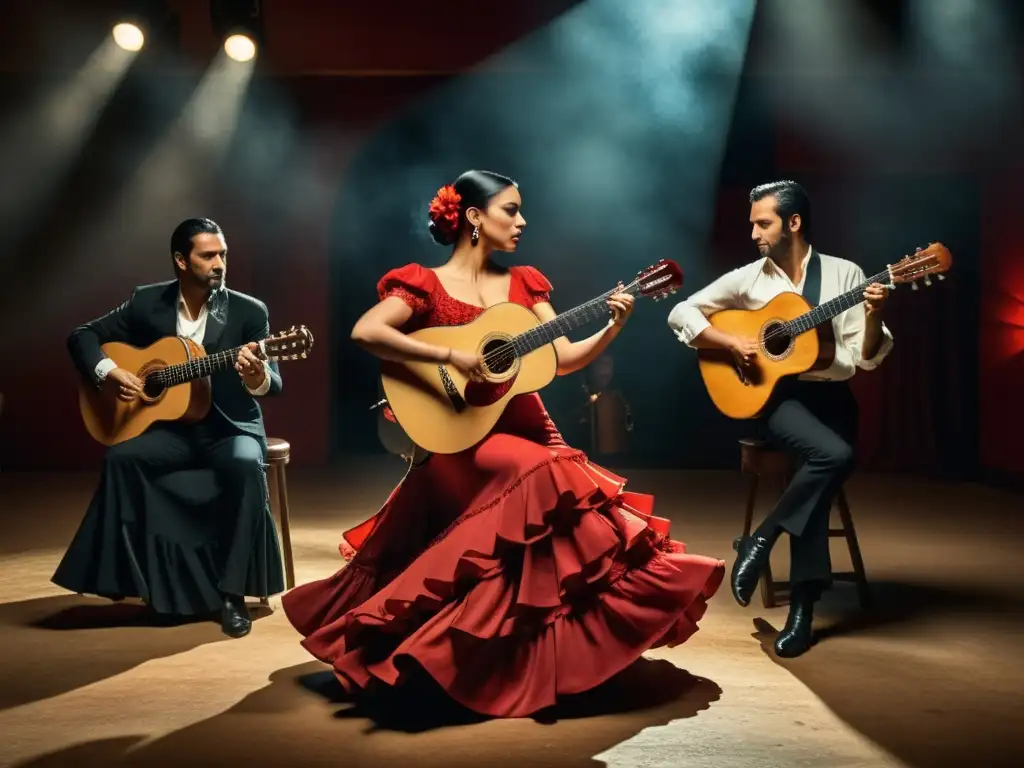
[149,345,248,387]
[510,282,640,356]
[785,268,891,335]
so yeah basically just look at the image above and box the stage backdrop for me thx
[0,0,1019,480]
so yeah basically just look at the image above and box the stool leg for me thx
[744,472,777,609]
[837,489,870,609]
[760,547,776,608]
[742,473,759,538]
[277,463,296,590]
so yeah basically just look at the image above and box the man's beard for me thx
[767,229,792,261]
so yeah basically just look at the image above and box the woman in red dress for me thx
[281,170,724,718]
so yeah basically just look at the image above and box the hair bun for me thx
[428,219,458,245]
[427,184,461,245]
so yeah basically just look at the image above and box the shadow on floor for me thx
[14,657,722,768]
[752,579,1024,768]
[0,594,235,711]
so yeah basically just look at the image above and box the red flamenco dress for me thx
[281,263,724,718]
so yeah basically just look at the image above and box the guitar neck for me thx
[786,267,891,335]
[155,345,247,386]
[511,283,639,356]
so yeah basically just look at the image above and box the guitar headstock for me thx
[260,325,315,361]
[634,259,684,301]
[889,242,953,288]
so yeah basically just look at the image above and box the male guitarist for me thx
[53,217,286,638]
[667,181,893,657]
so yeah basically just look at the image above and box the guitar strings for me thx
[757,267,893,345]
[476,261,907,372]
[477,277,644,370]
[145,346,249,387]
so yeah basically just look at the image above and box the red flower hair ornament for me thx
[428,184,462,235]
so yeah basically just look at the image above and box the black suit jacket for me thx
[68,280,282,438]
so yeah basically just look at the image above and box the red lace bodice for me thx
[377,263,566,448]
[376,263,553,330]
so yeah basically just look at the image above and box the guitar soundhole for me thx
[761,321,792,359]
[481,339,516,375]
[142,375,166,399]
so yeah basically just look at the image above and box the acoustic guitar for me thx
[696,243,953,419]
[79,325,314,446]
[379,259,683,455]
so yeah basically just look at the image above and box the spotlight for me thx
[112,22,145,52]
[224,33,256,62]
[211,0,264,62]
[111,0,177,52]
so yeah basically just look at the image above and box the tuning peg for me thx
[911,281,919,291]
[937,274,945,281]
[924,275,932,287]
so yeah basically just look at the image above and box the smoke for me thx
[756,0,1023,166]
[329,0,757,457]
[336,0,756,282]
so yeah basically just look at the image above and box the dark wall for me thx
[1,0,1020,480]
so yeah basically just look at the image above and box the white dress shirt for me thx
[667,245,894,381]
[94,289,271,396]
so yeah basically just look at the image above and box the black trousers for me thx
[52,411,286,615]
[756,378,858,588]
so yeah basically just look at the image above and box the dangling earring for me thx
[471,225,480,246]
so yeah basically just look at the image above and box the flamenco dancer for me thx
[281,170,725,718]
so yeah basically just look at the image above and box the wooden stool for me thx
[266,437,295,590]
[739,438,870,609]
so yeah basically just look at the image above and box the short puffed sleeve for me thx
[376,263,437,315]
[514,265,553,307]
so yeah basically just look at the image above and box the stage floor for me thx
[0,461,1021,768]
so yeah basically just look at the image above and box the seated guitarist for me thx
[667,180,893,657]
[53,217,286,638]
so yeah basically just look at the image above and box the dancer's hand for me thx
[607,284,635,327]
[446,348,485,380]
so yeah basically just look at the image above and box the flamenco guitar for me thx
[696,242,953,419]
[79,325,314,447]
[379,259,683,456]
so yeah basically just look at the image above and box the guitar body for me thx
[79,336,212,447]
[381,301,557,455]
[696,292,825,419]
[694,241,955,420]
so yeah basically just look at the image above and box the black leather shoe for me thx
[774,594,815,658]
[730,533,775,607]
[220,594,251,638]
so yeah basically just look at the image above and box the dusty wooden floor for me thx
[1,462,1021,767]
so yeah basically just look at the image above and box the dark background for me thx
[0,0,1021,484]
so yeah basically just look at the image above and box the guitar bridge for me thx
[438,365,467,413]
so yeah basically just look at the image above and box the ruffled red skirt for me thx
[282,399,724,718]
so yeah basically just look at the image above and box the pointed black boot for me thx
[730,531,777,607]
[774,585,819,658]
[220,594,252,638]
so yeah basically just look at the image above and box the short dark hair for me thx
[428,170,517,246]
[749,180,811,238]
[170,217,223,273]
